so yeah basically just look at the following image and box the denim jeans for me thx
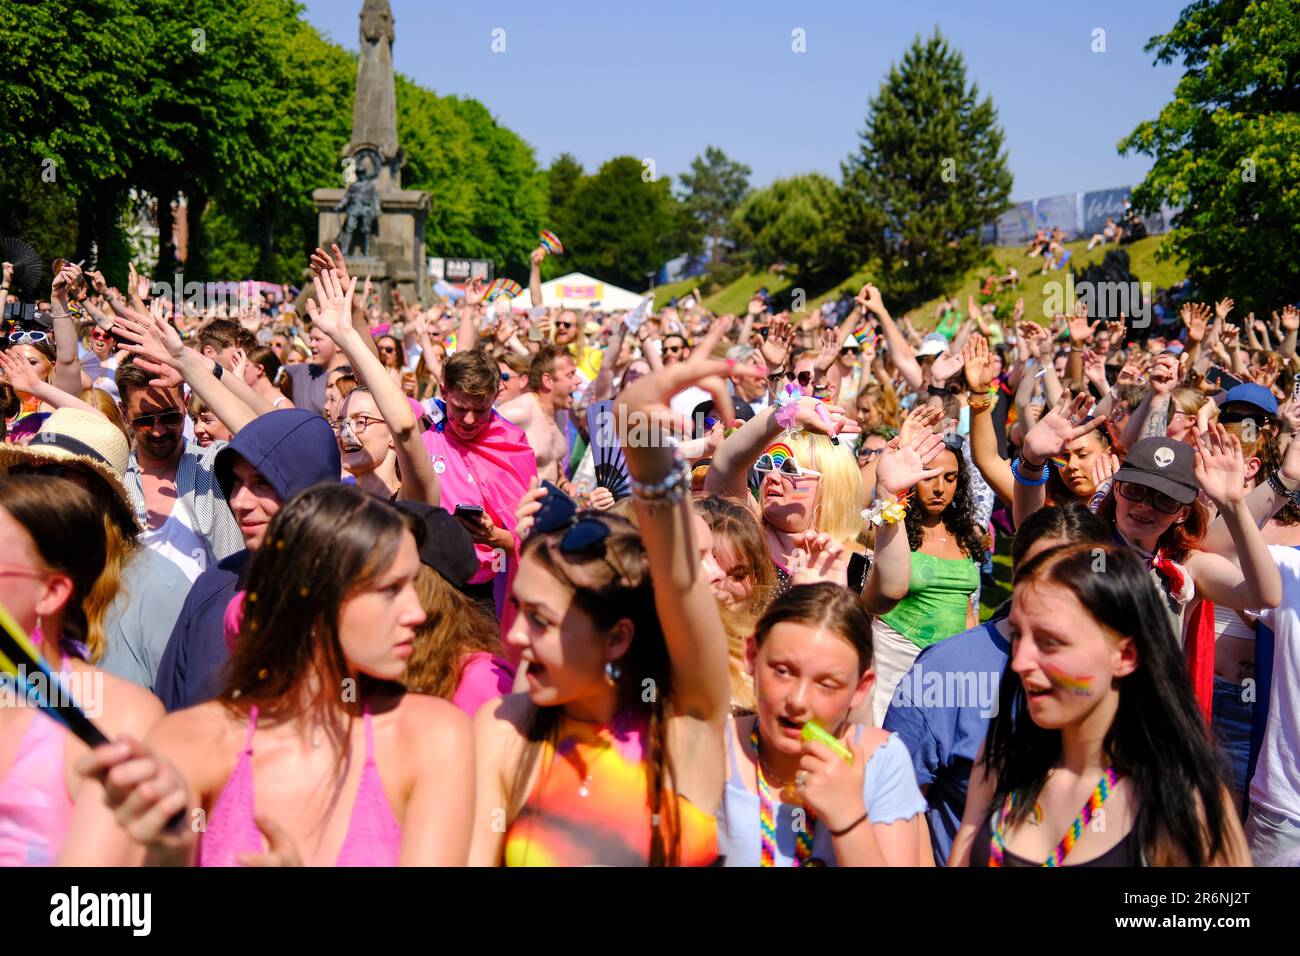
[1211,676,1253,793]
[1245,805,1300,866]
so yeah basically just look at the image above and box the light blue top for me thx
[98,547,191,689]
[717,718,927,866]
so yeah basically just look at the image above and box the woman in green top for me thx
[871,435,987,724]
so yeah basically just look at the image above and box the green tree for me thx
[732,173,850,282]
[562,157,676,290]
[678,146,751,263]
[1119,0,1300,312]
[842,28,1012,310]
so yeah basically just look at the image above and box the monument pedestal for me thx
[314,186,430,304]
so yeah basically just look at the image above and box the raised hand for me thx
[0,347,43,393]
[1181,302,1211,343]
[1278,305,1300,333]
[898,402,944,447]
[1082,348,1108,390]
[1250,357,1281,389]
[1,261,13,288]
[1278,395,1300,435]
[876,431,946,496]
[51,261,82,299]
[1021,391,1106,466]
[306,268,358,339]
[788,530,848,587]
[1149,352,1181,395]
[813,328,839,373]
[855,283,885,316]
[747,294,766,317]
[930,348,965,386]
[1215,298,1235,322]
[463,277,487,307]
[113,309,186,371]
[759,313,794,370]
[1066,305,1098,345]
[1193,423,1246,509]
[1089,450,1121,489]
[963,333,994,392]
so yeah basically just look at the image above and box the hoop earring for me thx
[604,661,622,687]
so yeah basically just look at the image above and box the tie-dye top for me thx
[503,709,718,867]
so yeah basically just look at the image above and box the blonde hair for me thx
[1171,387,1212,418]
[786,430,863,544]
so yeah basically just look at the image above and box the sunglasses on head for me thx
[532,486,628,578]
[1115,480,1184,515]
[754,454,821,480]
[130,409,184,430]
[8,330,50,345]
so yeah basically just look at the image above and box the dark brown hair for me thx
[0,475,108,654]
[511,513,681,865]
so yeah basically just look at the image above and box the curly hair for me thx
[903,443,988,561]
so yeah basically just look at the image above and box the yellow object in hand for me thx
[800,720,853,764]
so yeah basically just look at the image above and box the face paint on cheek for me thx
[1042,661,1095,696]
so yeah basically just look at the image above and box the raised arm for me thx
[1013,391,1107,528]
[963,334,1013,505]
[311,245,381,363]
[49,262,86,395]
[858,283,922,392]
[862,432,946,615]
[616,317,754,725]
[529,246,544,307]
[0,349,102,416]
[309,270,440,506]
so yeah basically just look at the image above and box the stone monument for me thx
[313,0,430,302]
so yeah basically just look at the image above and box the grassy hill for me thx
[647,235,1184,328]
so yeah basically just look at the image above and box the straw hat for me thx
[0,407,138,534]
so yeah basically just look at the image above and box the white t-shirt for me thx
[139,502,210,583]
[669,386,712,426]
[1245,545,1300,821]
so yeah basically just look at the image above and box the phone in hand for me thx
[454,504,484,521]
[1206,366,1243,391]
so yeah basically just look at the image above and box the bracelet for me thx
[967,395,993,412]
[630,454,691,506]
[1267,470,1300,502]
[862,491,910,526]
[1011,457,1049,486]
[827,810,870,838]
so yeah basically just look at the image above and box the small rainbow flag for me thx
[1050,455,1069,469]
[765,442,795,468]
[851,320,870,344]
[539,230,564,255]
[484,278,523,301]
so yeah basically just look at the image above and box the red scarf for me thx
[1148,553,1214,726]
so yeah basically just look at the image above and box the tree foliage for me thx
[841,28,1012,310]
[1119,0,1300,312]
[732,173,850,283]
[678,145,751,263]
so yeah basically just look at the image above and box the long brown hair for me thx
[402,565,501,700]
[509,513,681,866]
[219,484,417,749]
[0,475,107,655]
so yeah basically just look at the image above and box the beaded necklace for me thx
[750,724,815,866]
[989,767,1120,867]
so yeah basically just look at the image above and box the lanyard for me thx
[751,724,815,866]
[989,768,1120,867]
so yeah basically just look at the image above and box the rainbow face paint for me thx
[1042,662,1094,696]
[1050,455,1069,470]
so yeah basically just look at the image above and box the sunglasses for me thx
[499,370,512,382]
[754,454,822,480]
[787,371,813,386]
[90,330,115,342]
[130,409,184,430]
[379,344,397,353]
[1218,411,1269,426]
[8,330,50,345]
[1115,480,1184,515]
[532,488,629,580]
[856,446,885,462]
[555,322,574,330]
[840,348,857,356]
[663,344,684,354]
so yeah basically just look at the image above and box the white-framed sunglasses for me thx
[754,454,822,480]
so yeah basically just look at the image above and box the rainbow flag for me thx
[539,230,564,255]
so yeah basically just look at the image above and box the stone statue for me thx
[335,148,382,257]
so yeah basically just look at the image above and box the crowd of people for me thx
[1,239,1297,868]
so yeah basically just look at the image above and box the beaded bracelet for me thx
[1011,457,1049,487]
[631,455,691,506]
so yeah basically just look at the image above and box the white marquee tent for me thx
[525,272,645,312]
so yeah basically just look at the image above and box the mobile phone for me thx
[1206,366,1243,391]
[454,504,484,520]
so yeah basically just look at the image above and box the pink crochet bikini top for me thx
[198,704,402,867]
[0,658,74,867]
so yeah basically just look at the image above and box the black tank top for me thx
[968,810,1142,866]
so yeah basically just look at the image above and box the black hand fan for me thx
[0,237,45,299]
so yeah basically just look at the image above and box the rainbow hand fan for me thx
[485,278,523,302]
[539,230,564,256]
[0,602,108,748]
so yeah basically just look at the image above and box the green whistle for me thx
[800,720,853,764]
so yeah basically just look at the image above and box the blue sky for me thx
[301,0,1188,201]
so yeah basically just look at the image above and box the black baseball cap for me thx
[1113,437,1198,505]
[392,501,478,591]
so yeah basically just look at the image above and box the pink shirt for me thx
[451,653,516,717]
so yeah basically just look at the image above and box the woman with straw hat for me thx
[0,408,190,688]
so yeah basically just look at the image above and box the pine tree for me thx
[678,146,751,264]
[842,28,1012,310]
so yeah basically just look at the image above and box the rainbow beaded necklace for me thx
[989,767,1120,867]
[751,724,815,866]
